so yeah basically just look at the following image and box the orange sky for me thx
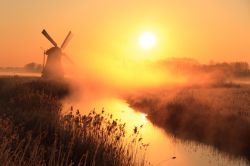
[0,0,250,67]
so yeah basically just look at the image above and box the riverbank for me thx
[0,77,148,166]
[128,84,250,162]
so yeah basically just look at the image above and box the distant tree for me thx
[36,64,43,71]
[24,62,36,71]
[24,62,43,72]
[230,62,249,77]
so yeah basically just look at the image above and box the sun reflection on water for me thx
[63,96,249,166]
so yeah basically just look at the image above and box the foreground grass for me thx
[128,85,250,161]
[0,77,149,166]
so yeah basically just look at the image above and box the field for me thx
[128,83,250,162]
[0,77,148,166]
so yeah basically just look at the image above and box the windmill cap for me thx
[45,47,62,55]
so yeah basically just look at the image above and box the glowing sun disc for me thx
[139,32,156,49]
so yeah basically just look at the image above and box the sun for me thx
[139,32,156,49]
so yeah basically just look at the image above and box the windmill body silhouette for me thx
[41,29,72,79]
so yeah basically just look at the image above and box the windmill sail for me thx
[61,31,72,49]
[43,53,46,69]
[62,54,74,65]
[42,29,58,47]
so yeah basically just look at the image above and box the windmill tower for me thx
[41,29,73,79]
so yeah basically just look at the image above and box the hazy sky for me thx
[0,0,249,67]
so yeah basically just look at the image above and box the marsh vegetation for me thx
[128,84,250,162]
[0,77,148,166]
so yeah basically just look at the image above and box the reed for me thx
[0,77,149,166]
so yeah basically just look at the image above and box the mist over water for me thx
[1,0,250,165]
[60,58,250,165]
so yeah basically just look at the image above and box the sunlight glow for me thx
[139,32,156,49]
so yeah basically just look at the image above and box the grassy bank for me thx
[128,85,250,161]
[0,77,148,166]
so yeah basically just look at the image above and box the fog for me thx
[61,57,250,163]
[63,56,250,105]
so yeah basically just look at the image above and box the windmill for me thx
[41,29,73,79]
[40,47,46,70]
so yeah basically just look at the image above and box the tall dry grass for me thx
[128,85,250,161]
[0,77,149,166]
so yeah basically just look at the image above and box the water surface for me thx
[63,96,248,166]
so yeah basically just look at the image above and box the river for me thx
[1,72,248,165]
[63,96,249,166]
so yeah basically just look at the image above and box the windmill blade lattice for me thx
[42,29,58,47]
[61,31,72,49]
